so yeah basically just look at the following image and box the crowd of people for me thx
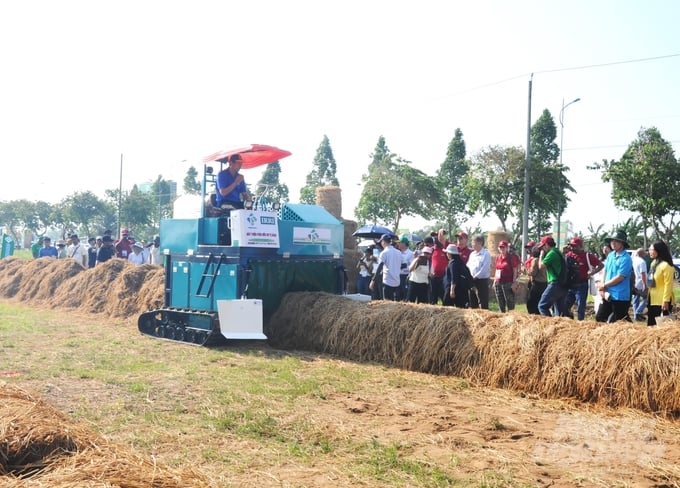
[360,228,675,326]
[31,229,162,268]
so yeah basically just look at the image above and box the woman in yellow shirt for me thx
[647,240,675,326]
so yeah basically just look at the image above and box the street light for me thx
[556,97,581,247]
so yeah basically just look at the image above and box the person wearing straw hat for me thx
[596,229,633,323]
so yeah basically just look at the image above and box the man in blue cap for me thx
[370,234,402,301]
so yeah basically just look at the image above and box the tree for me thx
[256,162,289,204]
[105,185,155,237]
[183,166,202,195]
[300,135,340,204]
[355,137,439,230]
[434,128,469,233]
[526,109,573,239]
[465,145,526,232]
[60,191,112,238]
[592,127,680,242]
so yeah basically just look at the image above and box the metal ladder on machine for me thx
[195,253,226,298]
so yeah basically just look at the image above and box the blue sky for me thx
[1,1,679,236]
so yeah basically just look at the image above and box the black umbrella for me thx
[352,224,395,239]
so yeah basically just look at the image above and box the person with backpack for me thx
[564,237,604,320]
[596,230,634,323]
[537,235,569,317]
[443,244,472,308]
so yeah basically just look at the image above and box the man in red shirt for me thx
[115,228,133,259]
[429,229,451,304]
[455,231,471,264]
[564,236,604,320]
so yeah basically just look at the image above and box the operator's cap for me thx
[525,240,535,248]
[380,234,392,242]
[456,231,468,238]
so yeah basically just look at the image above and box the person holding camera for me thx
[406,246,432,303]
[356,248,375,295]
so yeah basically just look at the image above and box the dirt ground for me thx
[1,257,680,487]
[4,314,680,488]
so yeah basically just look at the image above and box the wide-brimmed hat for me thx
[445,244,459,255]
[604,230,630,249]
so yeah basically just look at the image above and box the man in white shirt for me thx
[397,235,414,301]
[66,234,88,268]
[631,247,648,321]
[370,234,403,301]
[466,234,491,309]
[148,235,162,265]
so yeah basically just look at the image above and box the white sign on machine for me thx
[216,299,267,340]
[229,210,280,247]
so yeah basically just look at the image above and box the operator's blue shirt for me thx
[216,169,247,206]
[604,249,633,300]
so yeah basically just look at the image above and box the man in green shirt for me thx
[30,236,44,259]
[537,235,568,316]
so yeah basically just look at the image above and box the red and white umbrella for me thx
[202,144,292,170]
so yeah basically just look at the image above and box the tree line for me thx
[3,110,679,255]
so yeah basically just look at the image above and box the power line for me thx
[535,52,680,75]
[437,52,680,99]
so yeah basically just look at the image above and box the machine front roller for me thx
[138,309,224,347]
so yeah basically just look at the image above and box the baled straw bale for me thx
[0,383,212,488]
[343,219,358,249]
[316,186,342,219]
[343,248,362,294]
[268,292,680,416]
[0,258,164,319]
[486,230,510,255]
[0,258,84,303]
